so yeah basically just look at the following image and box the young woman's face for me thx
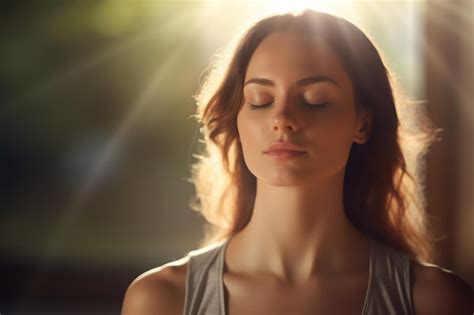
[237,32,369,186]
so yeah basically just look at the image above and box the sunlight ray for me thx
[5,8,195,110]
[361,1,425,98]
[29,7,212,269]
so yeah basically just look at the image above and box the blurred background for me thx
[0,0,472,314]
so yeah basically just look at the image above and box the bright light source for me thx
[263,0,317,14]
[259,0,340,16]
[197,0,362,49]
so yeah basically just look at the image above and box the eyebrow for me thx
[243,75,340,87]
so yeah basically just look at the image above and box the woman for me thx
[122,10,473,314]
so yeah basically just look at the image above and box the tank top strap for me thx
[362,239,414,314]
[183,240,228,315]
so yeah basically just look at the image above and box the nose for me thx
[272,105,299,133]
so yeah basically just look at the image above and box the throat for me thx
[226,221,371,285]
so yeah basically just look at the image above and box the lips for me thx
[264,141,306,153]
[264,142,307,161]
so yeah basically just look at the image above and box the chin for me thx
[261,172,311,187]
[248,163,318,186]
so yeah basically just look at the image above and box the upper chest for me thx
[223,271,370,315]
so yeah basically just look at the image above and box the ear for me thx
[354,109,373,144]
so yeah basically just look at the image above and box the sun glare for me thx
[203,0,364,21]
[264,0,321,13]
[259,0,345,15]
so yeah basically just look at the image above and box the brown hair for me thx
[191,10,437,262]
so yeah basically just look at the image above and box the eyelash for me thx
[249,102,272,110]
[249,102,329,110]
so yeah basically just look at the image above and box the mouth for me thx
[264,141,306,153]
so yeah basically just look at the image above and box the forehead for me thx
[245,32,351,88]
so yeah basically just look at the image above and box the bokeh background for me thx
[1,0,472,314]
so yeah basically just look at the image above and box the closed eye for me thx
[249,101,328,110]
[249,102,273,110]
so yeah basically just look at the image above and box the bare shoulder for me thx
[411,260,474,315]
[121,256,189,315]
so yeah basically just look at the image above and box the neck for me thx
[227,171,369,285]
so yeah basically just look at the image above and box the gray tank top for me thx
[183,238,413,315]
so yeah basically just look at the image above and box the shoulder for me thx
[411,260,474,315]
[121,256,189,315]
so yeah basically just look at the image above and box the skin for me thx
[121,32,474,314]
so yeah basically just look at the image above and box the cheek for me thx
[306,111,357,156]
[238,119,253,147]
[237,112,264,166]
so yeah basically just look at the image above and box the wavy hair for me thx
[190,10,438,262]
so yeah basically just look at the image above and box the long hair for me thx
[191,10,438,262]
